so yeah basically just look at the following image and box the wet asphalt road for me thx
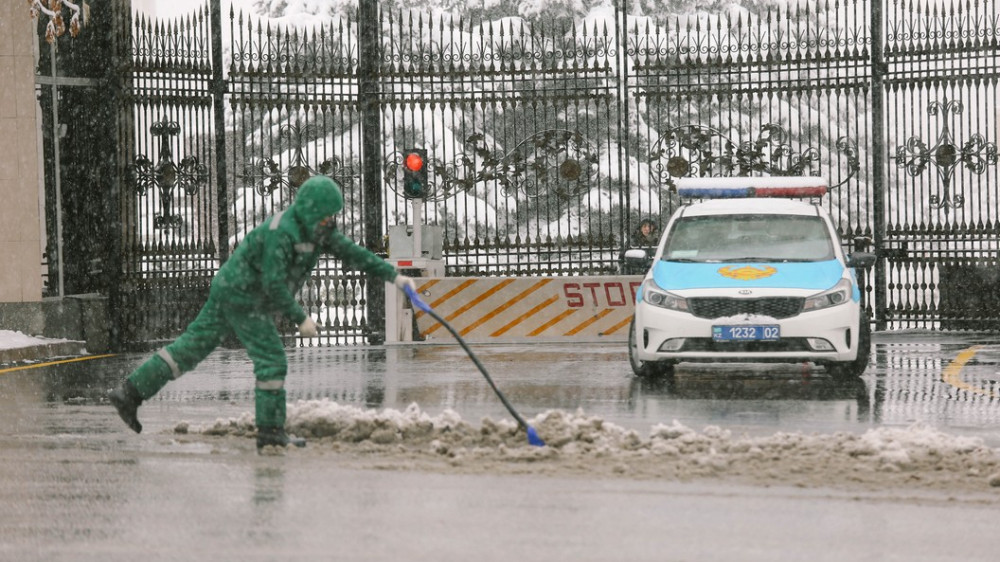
[1,331,999,561]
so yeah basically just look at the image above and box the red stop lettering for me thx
[564,283,584,308]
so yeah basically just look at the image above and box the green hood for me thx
[292,176,344,229]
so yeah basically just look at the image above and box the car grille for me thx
[688,297,804,319]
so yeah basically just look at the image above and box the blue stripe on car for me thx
[652,259,846,291]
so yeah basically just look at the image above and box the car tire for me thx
[826,318,871,380]
[628,317,674,378]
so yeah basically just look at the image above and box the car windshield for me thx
[662,214,835,263]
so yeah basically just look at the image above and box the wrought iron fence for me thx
[110,0,1000,348]
[882,0,1000,329]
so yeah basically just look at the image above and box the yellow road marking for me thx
[0,354,117,375]
[941,345,997,398]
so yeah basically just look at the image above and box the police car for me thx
[627,177,876,379]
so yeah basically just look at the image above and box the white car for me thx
[628,177,876,379]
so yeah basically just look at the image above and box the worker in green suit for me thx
[108,176,416,450]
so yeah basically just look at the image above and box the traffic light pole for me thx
[411,198,422,261]
[384,196,445,344]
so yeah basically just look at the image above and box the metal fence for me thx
[109,0,1000,348]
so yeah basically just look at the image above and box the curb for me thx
[0,341,88,366]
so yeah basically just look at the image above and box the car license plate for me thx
[712,325,780,341]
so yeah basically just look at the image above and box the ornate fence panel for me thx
[623,2,871,231]
[882,0,1000,329]
[226,9,374,345]
[117,7,220,346]
[377,11,624,276]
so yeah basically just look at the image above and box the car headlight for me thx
[641,279,689,311]
[802,278,853,312]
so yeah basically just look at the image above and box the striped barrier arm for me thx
[411,276,643,344]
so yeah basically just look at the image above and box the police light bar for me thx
[675,177,828,199]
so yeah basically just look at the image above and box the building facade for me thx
[0,4,43,308]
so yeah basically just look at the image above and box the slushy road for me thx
[1,332,998,561]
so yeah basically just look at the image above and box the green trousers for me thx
[127,292,290,428]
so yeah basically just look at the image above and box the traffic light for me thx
[402,149,428,199]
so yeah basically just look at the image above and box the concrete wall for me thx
[0,4,43,305]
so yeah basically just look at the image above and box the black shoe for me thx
[108,381,143,434]
[256,427,306,450]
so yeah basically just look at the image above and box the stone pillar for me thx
[0,4,43,306]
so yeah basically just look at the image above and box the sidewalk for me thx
[0,329,87,365]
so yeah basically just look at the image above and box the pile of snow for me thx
[179,399,1000,490]
[0,330,68,351]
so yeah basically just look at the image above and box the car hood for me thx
[651,259,846,291]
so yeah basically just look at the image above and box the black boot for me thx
[256,427,306,451]
[108,380,143,434]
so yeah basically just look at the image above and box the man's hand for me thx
[298,317,319,338]
[394,274,417,293]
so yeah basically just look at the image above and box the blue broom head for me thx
[404,285,432,313]
[526,425,545,447]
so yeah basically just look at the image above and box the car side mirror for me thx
[847,252,876,269]
[623,248,652,275]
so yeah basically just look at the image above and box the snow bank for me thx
[0,330,70,351]
[178,398,1000,490]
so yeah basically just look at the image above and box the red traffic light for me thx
[405,152,424,172]
[401,148,428,199]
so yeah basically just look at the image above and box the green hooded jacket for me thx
[212,176,398,325]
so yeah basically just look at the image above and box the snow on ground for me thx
[177,398,1000,493]
[0,330,68,351]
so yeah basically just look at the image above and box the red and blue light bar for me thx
[675,177,828,199]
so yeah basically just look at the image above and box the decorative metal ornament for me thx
[895,100,998,214]
[647,123,859,190]
[127,119,208,229]
[244,124,355,197]
[484,129,599,200]
[386,129,599,203]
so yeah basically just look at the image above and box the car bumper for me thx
[634,302,861,364]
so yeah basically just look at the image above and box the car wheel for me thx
[628,317,674,378]
[826,318,871,380]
